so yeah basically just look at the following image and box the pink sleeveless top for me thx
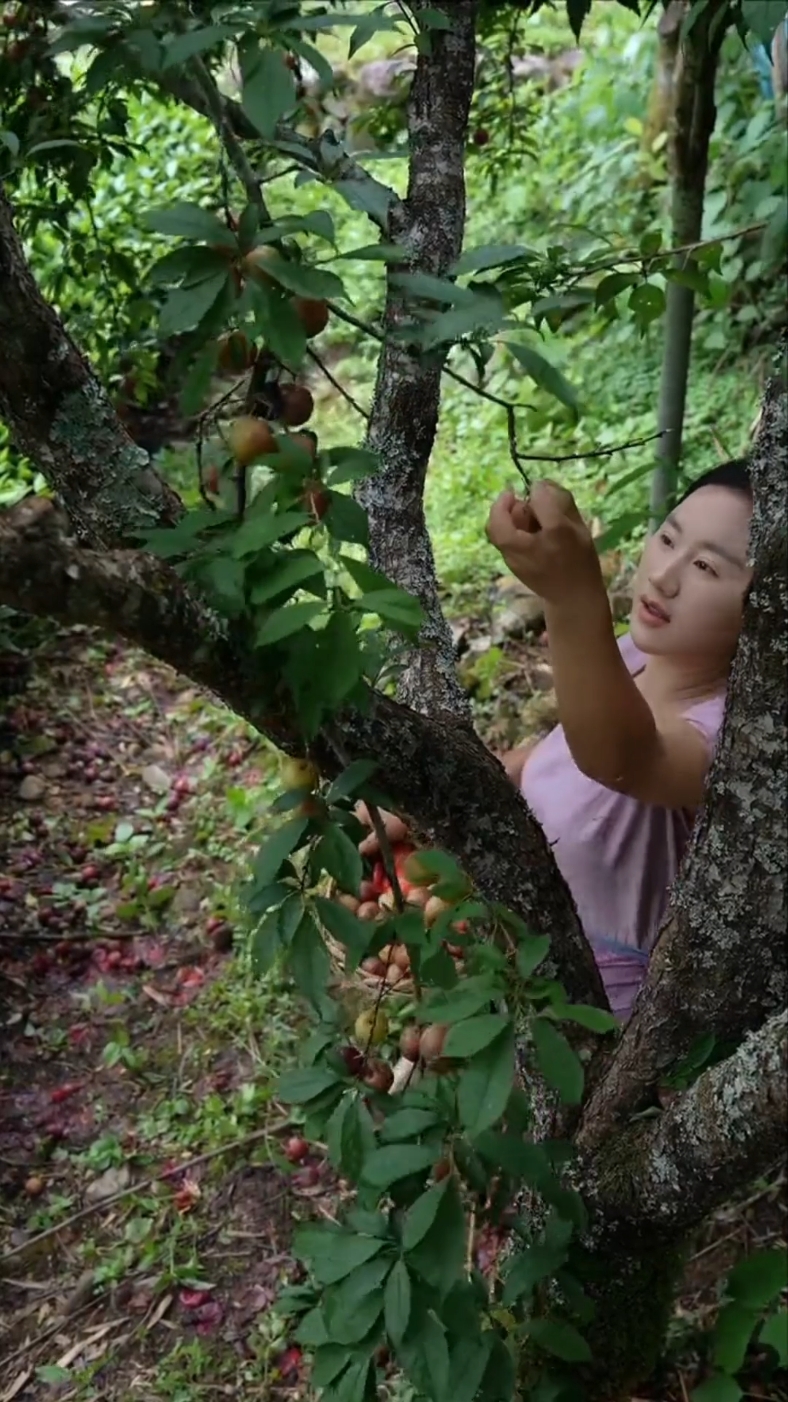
[521,633,725,1020]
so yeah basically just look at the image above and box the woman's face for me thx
[629,485,753,664]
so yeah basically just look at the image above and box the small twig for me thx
[0,1129,277,1268]
[510,427,670,467]
[190,55,268,216]
[307,347,370,421]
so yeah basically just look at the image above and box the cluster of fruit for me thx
[206,242,331,508]
[333,842,467,990]
[344,1006,454,1101]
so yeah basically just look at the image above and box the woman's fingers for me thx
[354,802,410,856]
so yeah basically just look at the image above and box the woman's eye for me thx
[694,559,717,577]
[659,532,673,547]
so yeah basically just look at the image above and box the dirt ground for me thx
[0,620,785,1402]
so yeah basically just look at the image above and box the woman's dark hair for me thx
[677,458,752,504]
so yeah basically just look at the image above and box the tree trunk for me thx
[641,0,684,156]
[649,0,727,529]
[0,193,182,545]
[357,0,477,719]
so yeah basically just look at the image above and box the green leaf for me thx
[161,24,236,67]
[158,271,229,335]
[516,934,551,981]
[379,1108,442,1143]
[357,589,424,635]
[249,551,325,605]
[741,0,788,46]
[712,1302,758,1374]
[328,1356,374,1402]
[312,1344,356,1389]
[325,1256,391,1333]
[340,1098,375,1181]
[349,5,404,57]
[474,1131,554,1187]
[337,243,409,263]
[726,1248,788,1310]
[249,251,345,302]
[393,270,478,306]
[691,1376,744,1402]
[398,1310,451,1401]
[566,0,593,41]
[326,492,370,546]
[251,908,283,976]
[447,1334,494,1402]
[334,177,396,227]
[503,1242,569,1305]
[294,1224,385,1285]
[384,1260,412,1344]
[233,509,312,557]
[256,601,324,648]
[252,818,308,887]
[531,1017,584,1105]
[278,1064,341,1105]
[316,825,363,898]
[148,245,231,287]
[759,1307,788,1365]
[457,1026,516,1137]
[628,282,666,328]
[362,1144,438,1188]
[421,977,499,1025]
[142,201,236,246]
[529,1317,592,1363]
[405,1176,466,1297]
[506,342,580,419]
[329,450,380,486]
[549,1003,620,1035]
[402,1180,450,1252]
[340,555,393,594]
[242,48,297,138]
[287,911,331,1011]
[295,1306,329,1346]
[443,1014,510,1060]
[314,897,371,972]
[327,760,378,802]
[453,243,529,276]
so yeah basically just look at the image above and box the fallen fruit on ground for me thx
[227,415,276,466]
[291,296,329,338]
[354,1007,389,1047]
[337,893,360,913]
[280,757,319,791]
[400,1024,421,1061]
[284,1135,308,1164]
[358,901,380,921]
[24,1175,44,1197]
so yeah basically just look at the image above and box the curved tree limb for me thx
[357,0,477,719]
[585,1008,787,1237]
[0,192,182,547]
[579,349,788,1149]
[0,494,605,1013]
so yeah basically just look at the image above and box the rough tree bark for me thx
[1,16,786,1399]
[357,0,477,719]
[648,0,727,527]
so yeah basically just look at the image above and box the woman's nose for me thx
[649,562,680,597]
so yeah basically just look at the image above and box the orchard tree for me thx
[0,3,786,1400]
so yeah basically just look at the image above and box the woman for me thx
[358,459,753,1021]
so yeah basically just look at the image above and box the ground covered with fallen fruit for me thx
[0,618,785,1401]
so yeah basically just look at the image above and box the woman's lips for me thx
[638,596,670,626]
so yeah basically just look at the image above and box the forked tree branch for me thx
[0,495,605,1013]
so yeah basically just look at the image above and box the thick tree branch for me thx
[0,191,182,547]
[579,348,788,1149]
[585,1009,788,1237]
[0,495,605,1013]
[357,0,478,719]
